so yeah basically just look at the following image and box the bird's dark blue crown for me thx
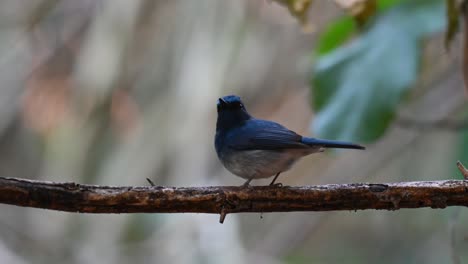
[218,95,241,105]
[217,95,245,112]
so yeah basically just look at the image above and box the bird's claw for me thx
[270,182,283,187]
[242,182,253,188]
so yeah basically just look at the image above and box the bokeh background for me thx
[1,0,468,263]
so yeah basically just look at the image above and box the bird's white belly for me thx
[222,149,315,179]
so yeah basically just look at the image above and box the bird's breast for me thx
[220,149,311,179]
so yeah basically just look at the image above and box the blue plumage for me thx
[215,95,364,186]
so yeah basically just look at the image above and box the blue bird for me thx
[215,95,365,187]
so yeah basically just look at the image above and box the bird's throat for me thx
[216,111,251,131]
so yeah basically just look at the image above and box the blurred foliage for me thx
[311,0,445,142]
[315,16,356,56]
[445,0,460,50]
[315,0,402,56]
[334,0,377,26]
[27,0,61,29]
[455,122,468,179]
[272,0,313,24]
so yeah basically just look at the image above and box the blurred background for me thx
[0,0,468,263]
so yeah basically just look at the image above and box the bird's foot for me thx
[242,178,254,188]
[269,182,283,187]
[146,178,155,186]
[268,172,282,187]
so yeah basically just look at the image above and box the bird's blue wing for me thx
[226,119,308,150]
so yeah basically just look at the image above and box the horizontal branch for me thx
[1,177,468,223]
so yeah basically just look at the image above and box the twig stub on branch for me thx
[457,160,468,179]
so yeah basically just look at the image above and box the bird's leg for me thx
[269,172,283,187]
[242,177,254,187]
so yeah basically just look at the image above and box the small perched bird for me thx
[215,95,365,187]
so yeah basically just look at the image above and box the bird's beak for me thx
[218,98,227,106]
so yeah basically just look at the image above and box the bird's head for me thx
[217,95,246,112]
[216,95,251,131]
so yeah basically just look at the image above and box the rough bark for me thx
[1,177,468,223]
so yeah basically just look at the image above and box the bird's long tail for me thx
[302,137,365,150]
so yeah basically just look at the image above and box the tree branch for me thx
[1,177,468,223]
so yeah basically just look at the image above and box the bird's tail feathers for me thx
[302,137,365,150]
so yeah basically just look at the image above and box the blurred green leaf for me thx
[377,0,403,10]
[311,0,445,142]
[316,16,356,56]
[334,0,377,27]
[315,0,404,57]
